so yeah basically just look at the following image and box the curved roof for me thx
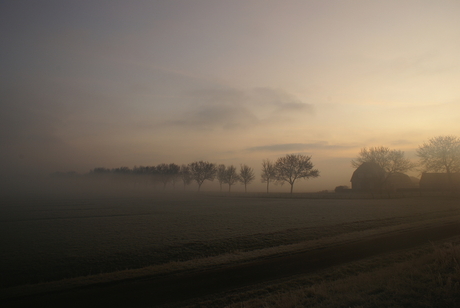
[350,162,386,182]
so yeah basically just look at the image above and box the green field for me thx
[1,193,459,289]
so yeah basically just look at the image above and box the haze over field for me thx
[2,1,460,192]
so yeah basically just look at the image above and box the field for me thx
[1,192,460,306]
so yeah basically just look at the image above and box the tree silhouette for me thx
[156,163,171,190]
[179,164,192,190]
[261,159,277,193]
[168,163,181,191]
[239,164,255,193]
[223,165,240,192]
[189,161,217,191]
[352,146,415,189]
[216,164,226,192]
[275,154,319,193]
[417,135,460,191]
[91,167,111,174]
[352,146,414,175]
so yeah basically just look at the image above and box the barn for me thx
[350,162,386,191]
[385,172,418,190]
[351,162,417,191]
[419,173,460,191]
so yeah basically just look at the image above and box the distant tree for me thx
[146,166,158,186]
[179,164,193,190]
[352,146,414,174]
[112,166,131,174]
[189,161,217,191]
[351,146,415,189]
[223,165,240,192]
[216,164,226,192]
[417,135,460,190]
[133,166,151,187]
[168,163,181,191]
[155,163,181,190]
[275,154,319,193]
[239,164,255,193]
[261,159,277,193]
[334,185,350,193]
[91,167,111,174]
[156,163,171,190]
[133,165,147,175]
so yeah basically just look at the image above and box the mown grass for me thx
[223,239,460,308]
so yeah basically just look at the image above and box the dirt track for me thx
[3,221,460,308]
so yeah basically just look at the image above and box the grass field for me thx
[1,192,459,291]
[220,239,460,308]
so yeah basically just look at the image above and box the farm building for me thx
[385,172,418,190]
[351,163,417,191]
[419,173,460,191]
[350,162,386,191]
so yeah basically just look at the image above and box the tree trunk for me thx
[290,183,294,194]
[266,180,269,193]
[446,165,454,193]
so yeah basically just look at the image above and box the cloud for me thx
[166,87,314,131]
[167,103,259,131]
[246,142,354,152]
[390,139,413,146]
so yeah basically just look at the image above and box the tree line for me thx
[52,135,460,193]
[85,154,319,193]
[350,135,460,191]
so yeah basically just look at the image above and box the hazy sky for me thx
[2,0,460,191]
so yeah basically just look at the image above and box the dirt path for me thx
[3,222,460,308]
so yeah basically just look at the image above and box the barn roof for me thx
[419,173,460,190]
[350,162,386,182]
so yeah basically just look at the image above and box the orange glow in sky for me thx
[1,1,460,191]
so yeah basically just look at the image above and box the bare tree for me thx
[275,154,319,193]
[189,161,217,191]
[216,164,226,192]
[352,146,415,189]
[223,165,240,192]
[239,164,255,193]
[168,163,181,191]
[417,135,460,190]
[179,164,193,190]
[147,166,158,187]
[261,159,277,193]
[156,163,171,190]
[133,165,152,187]
[352,146,414,174]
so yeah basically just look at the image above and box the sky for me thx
[2,0,460,192]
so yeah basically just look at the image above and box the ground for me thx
[1,192,459,307]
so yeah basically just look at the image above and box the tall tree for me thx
[417,136,460,190]
[261,159,277,193]
[239,164,255,193]
[156,163,171,190]
[216,164,226,192]
[168,163,181,191]
[351,146,414,175]
[223,165,240,192]
[179,164,192,190]
[275,154,319,193]
[351,146,415,189]
[189,161,217,191]
[133,165,151,187]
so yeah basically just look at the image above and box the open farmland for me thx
[1,193,460,290]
